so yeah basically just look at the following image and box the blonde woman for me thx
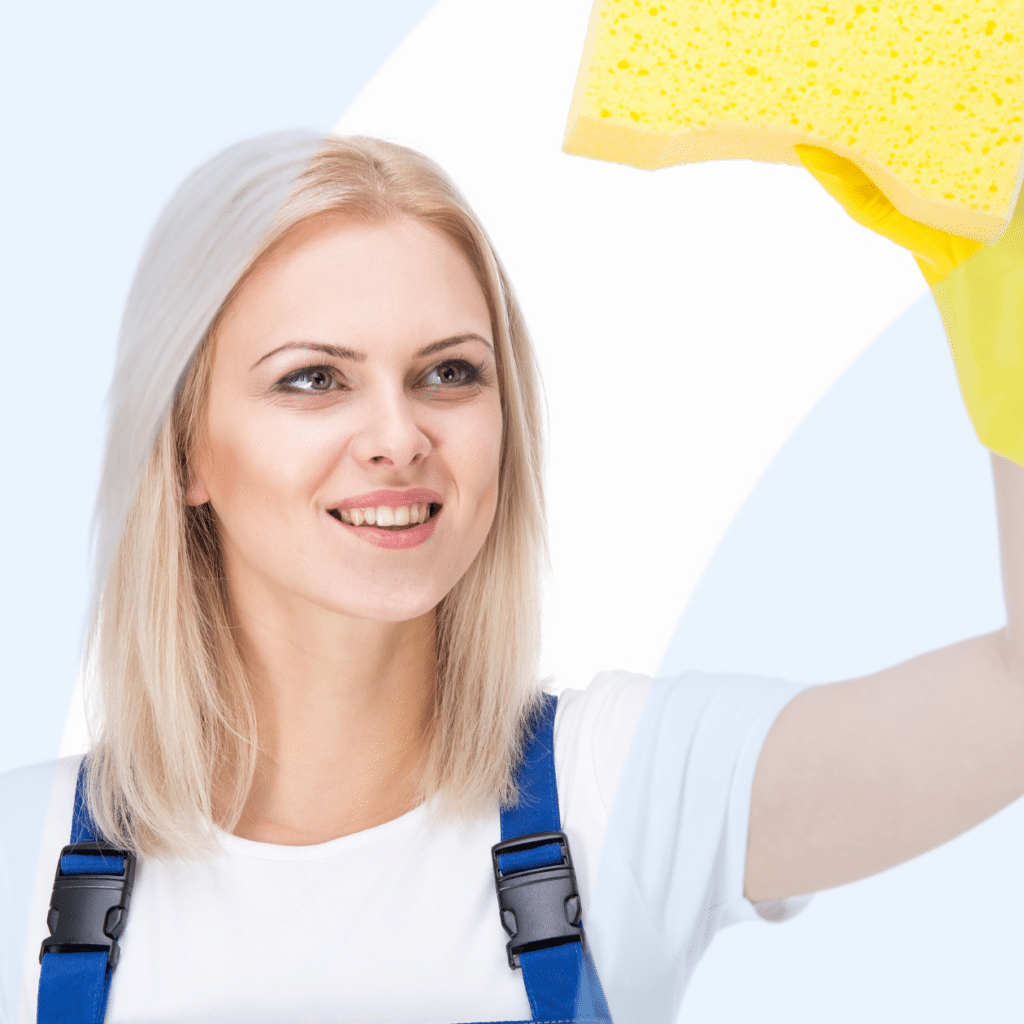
[1,129,1023,1024]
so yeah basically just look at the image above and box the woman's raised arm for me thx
[746,152,1024,902]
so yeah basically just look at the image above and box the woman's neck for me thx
[227,581,437,846]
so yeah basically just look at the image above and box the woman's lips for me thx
[334,487,443,510]
[327,497,440,548]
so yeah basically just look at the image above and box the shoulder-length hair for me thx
[85,132,547,856]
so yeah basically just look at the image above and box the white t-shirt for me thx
[0,670,805,1024]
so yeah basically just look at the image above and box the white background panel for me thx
[335,0,927,692]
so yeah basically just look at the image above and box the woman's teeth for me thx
[335,503,435,529]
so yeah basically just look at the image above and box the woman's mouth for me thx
[328,502,442,531]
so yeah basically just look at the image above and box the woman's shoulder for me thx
[0,754,82,900]
[0,755,81,1023]
[0,754,82,839]
[0,752,82,873]
[554,670,652,813]
[556,666,803,726]
[553,668,806,816]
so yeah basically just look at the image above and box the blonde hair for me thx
[86,132,547,856]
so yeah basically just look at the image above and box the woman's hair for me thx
[86,131,547,856]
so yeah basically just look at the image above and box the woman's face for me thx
[188,215,503,623]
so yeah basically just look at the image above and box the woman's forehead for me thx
[215,216,494,367]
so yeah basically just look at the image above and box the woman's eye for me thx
[423,360,481,387]
[280,366,341,392]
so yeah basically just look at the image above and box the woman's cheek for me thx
[468,409,503,533]
[237,409,340,499]
[445,402,500,503]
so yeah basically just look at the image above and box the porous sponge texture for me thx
[564,0,1024,242]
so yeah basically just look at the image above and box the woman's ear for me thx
[184,468,211,506]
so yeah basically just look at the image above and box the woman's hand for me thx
[796,144,1024,467]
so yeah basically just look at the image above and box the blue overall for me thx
[37,694,613,1023]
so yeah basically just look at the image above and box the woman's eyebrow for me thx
[251,341,363,370]
[415,333,493,357]
[251,334,492,370]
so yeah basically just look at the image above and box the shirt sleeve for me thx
[583,671,807,1024]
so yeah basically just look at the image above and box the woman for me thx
[2,129,1023,1024]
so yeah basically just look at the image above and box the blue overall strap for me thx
[494,693,613,1022]
[37,761,135,1024]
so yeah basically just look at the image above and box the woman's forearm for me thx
[746,453,1024,901]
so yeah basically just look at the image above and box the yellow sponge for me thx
[564,0,1024,242]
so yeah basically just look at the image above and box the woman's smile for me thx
[326,487,444,549]
[187,214,503,622]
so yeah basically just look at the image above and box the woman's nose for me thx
[350,391,432,469]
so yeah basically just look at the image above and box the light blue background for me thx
[0,0,437,776]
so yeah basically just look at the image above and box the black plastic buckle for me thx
[39,841,136,970]
[491,831,584,970]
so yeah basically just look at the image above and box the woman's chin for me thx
[312,587,443,626]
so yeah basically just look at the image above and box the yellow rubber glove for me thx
[796,144,1024,467]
